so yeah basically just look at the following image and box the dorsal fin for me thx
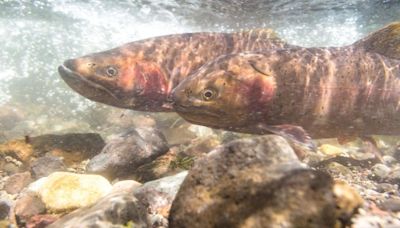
[355,22,400,60]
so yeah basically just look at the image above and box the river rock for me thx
[14,191,46,221]
[30,155,66,179]
[4,171,32,194]
[26,214,59,228]
[387,167,400,184]
[0,200,11,220]
[111,180,142,193]
[378,198,400,212]
[0,133,105,168]
[48,191,147,228]
[169,135,361,228]
[86,127,169,180]
[134,171,188,227]
[370,163,391,181]
[132,148,181,182]
[29,172,112,212]
[29,133,105,166]
[0,140,33,163]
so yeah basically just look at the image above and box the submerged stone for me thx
[0,133,105,169]
[48,191,147,228]
[14,191,46,222]
[26,214,59,228]
[169,135,361,228]
[4,171,32,194]
[0,200,11,220]
[29,172,112,212]
[30,155,66,179]
[134,171,188,227]
[86,127,169,180]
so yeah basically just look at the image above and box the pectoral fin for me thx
[255,124,316,158]
[355,22,400,60]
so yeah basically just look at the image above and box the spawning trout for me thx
[172,22,400,148]
[58,29,293,112]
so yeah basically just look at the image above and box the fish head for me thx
[58,46,169,111]
[172,53,277,128]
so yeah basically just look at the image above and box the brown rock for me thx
[30,155,66,179]
[0,133,105,168]
[133,147,181,182]
[30,133,105,166]
[181,136,222,157]
[169,135,361,228]
[4,172,32,194]
[0,140,33,162]
[27,214,59,228]
[14,192,46,221]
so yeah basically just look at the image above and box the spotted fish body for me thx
[58,29,292,112]
[172,23,400,140]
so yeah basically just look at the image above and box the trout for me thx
[171,23,400,149]
[58,30,292,112]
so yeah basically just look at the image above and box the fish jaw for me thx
[58,56,172,112]
[58,63,129,108]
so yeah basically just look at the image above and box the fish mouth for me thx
[58,64,80,80]
[58,64,122,102]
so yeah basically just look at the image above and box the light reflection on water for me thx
[0,0,399,140]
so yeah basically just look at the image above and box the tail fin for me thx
[354,22,400,60]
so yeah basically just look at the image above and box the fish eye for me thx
[105,66,118,77]
[202,89,216,101]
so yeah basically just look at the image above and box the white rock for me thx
[29,172,112,212]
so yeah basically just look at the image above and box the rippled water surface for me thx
[0,0,399,140]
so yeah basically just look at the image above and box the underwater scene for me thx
[1,0,400,227]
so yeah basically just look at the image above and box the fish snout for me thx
[63,59,77,71]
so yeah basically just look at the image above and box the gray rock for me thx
[169,135,360,228]
[376,183,398,193]
[0,200,11,220]
[134,171,188,228]
[3,162,20,175]
[86,127,169,180]
[379,198,400,212]
[387,167,400,184]
[48,191,147,228]
[382,155,397,166]
[30,155,66,179]
[370,164,391,181]
[14,191,46,221]
[4,172,32,194]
